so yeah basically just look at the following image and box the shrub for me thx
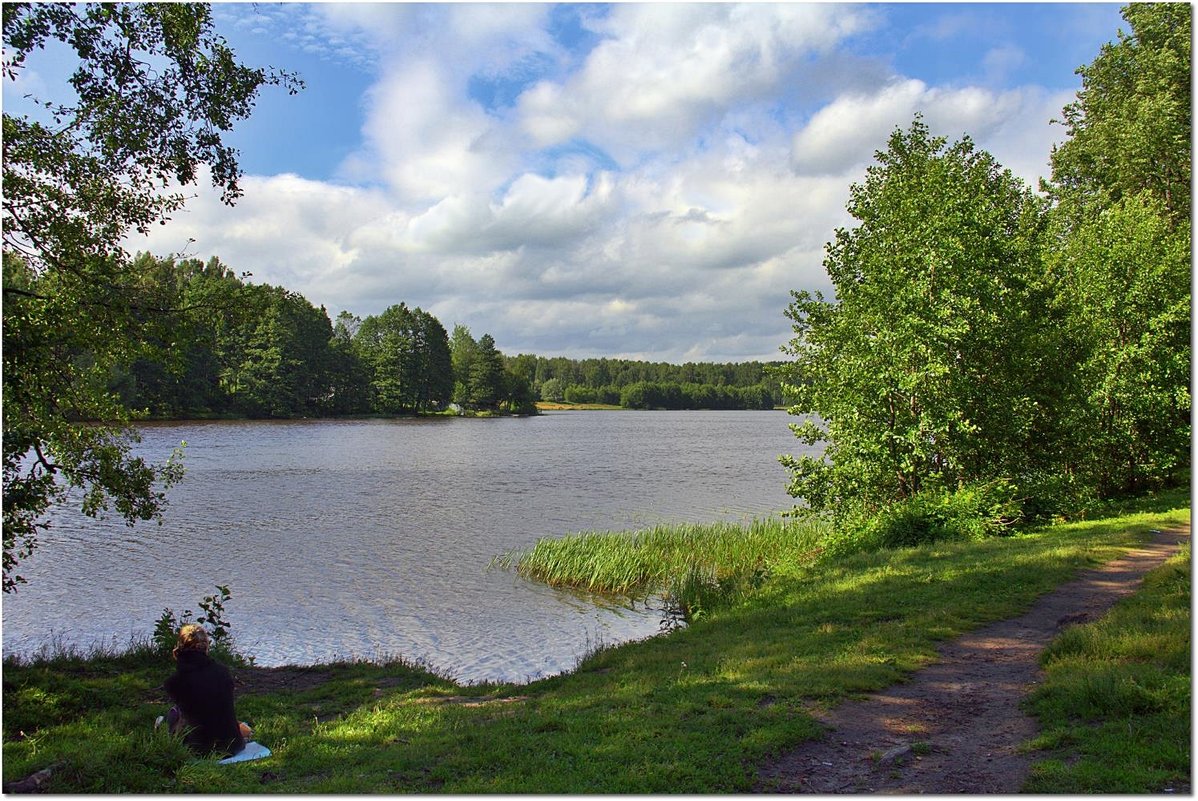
[1014,470,1099,523]
[823,480,1021,557]
[151,585,246,664]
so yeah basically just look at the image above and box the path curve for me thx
[754,525,1190,794]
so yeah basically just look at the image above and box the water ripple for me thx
[3,411,812,683]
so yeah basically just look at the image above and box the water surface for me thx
[3,411,808,682]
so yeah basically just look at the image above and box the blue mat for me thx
[219,741,271,764]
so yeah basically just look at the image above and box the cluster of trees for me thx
[782,4,1190,533]
[94,254,536,419]
[529,356,783,409]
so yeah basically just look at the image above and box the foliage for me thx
[527,356,785,409]
[449,323,478,406]
[619,380,775,410]
[564,383,621,405]
[819,480,1021,558]
[1024,546,1190,793]
[1049,3,1191,223]
[97,255,356,419]
[4,499,1188,792]
[2,255,189,592]
[1045,3,1191,499]
[449,325,536,413]
[467,333,505,410]
[1,3,301,590]
[1049,196,1190,496]
[539,377,566,403]
[778,4,1190,537]
[780,118,1061,525]
[76,256,543,420]
[354,303,453,414]
[151,584,235,655]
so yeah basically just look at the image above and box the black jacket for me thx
[164,650,245,757]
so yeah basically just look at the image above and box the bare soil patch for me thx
[754,525,1190,794]
[233,665,337,695]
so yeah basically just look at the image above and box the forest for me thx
[14,251,782,419]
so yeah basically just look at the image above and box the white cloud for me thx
[349,59,520,202]
[402,171,617,255]
[790,78,1071,186]
[517,3,871,161]
[121,3,1094,361]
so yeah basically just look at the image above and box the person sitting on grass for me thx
[158,623,250,758]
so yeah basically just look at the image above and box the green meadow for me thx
[3,490,1189,793]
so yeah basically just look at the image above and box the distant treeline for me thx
[517,357,784,409]
[107,254,783,419]
[108,254,533,418]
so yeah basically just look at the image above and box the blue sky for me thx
[6,3,1129,361]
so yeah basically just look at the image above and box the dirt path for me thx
[754,525,1190,794]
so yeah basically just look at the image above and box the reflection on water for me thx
[3,411,810,683]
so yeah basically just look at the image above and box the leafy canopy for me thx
[780,118,1059,520]
[1050,3,1191,223]
[1045,2,1191,497]
[2,3,301,590]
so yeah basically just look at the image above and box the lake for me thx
[2,410,812,683]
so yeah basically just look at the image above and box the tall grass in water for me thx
[496,516,828,619]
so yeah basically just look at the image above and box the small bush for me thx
[824,480,1020,557]
[1014,470,1098,523]
[152,585,248,666]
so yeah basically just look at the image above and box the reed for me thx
[496,516,828,616]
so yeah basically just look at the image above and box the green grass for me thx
[495,516,827,618]
[3,489,1189,793]
[1022,543,1191,793]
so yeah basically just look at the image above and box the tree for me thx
[500,357,537,414]
[780,118,1060,519]
[1046,3,1191,498]
[326,312,371,415]
[355,305,415,414]
[1050,197,1190,496]
[229,286,337,418]
[449,324,478,407]
[354,304,453,414]
[1049,3,1191,224]
[410,308,454,412]
[540,377,565,403]
[466,334,505,411]
[2,3,301,590]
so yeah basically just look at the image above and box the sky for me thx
[5,2,1129,362]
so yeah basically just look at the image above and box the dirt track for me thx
[754,525,1190,794]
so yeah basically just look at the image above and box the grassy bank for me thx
[3,490,1189,793]
[1023,543,1191,792]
